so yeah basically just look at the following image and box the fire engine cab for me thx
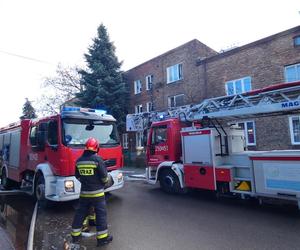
[127,80,300,209]
[0,107,124,205]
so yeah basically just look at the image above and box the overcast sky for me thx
[0,0,299,127]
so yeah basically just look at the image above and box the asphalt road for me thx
[31,178,300,250]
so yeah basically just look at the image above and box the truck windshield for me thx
[62,119,120,147]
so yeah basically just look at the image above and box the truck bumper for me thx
[45,170,124,202]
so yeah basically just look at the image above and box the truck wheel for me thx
[159,169,183,194]
[35,174,50,208]
[1,168,13,189]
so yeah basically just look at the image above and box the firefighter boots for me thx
[97,235,113,247]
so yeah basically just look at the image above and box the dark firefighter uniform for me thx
[71,139,112,246]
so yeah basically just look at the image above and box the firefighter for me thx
[71,137,113,246]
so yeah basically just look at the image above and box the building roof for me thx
[197,25,300,65]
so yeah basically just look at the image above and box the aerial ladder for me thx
[127,80,300,132]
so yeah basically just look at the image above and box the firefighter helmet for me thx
[85,138,99,152]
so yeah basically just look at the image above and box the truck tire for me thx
[159,169,183,194]
[1,168,13,189]
[34,174,50,208]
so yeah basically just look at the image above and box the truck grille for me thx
[104,159,117,168]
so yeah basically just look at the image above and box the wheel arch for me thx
[156,161,185,188]
[32,163,54,196]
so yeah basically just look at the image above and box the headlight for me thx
[117,172,123,182]
[65,180,74,192]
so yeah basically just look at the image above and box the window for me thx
[62,119,119,146]
[134,80,142,94]
[122,133,128,149]
[48,120,58,145]
[289,116,300,144]
[285,63,300,83]
[146,75,153,90]
[146,102,153,112]
[294,36,300,47]
[167,63,183,83]
[135,104,143,114]
[225,77,252,95]
[151,125,168,145]
[136,132,143,148]
[237,121,256,146]
[168,94,184,108]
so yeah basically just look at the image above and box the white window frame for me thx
[225,76,252,95]
[167,63,183,84]
[122,133,128,149]
[146,102,153,112]
[146,75,153,90]
[135,104,143,114]
[289,116,300,145]
[236,120,256,146]
[134,80,142,94]
[168,94,184,108]
[285,63,300,83]
[136,131,143,148]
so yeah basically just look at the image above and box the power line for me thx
[0,49,53,65]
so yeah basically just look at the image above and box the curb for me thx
[27,202,38,250]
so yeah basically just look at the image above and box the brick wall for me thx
[125,39,217,113]
[198,26,300,150]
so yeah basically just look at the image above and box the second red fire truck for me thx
[127,80,300,209]
[0,107,124,205]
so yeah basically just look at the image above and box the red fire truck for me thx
[0,107,124,204]
[127,80,300,208]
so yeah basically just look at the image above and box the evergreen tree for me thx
[76,24,129,131]
[20,98,37,119]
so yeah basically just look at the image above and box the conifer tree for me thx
[76,24,129,131]
[20,98,37,119]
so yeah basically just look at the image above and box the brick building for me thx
[123,25,300,161]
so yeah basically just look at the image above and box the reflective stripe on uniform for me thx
[71,228,82,237]
[102,177,109,183]
[88,214,96,220]
[80,192,105,198]
[96,229,108,239]
[97,233,108,239]
[77,164,97,169]
[76,161,97,166]
[83,217,89,226]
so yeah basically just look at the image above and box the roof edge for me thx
[197,25,300,65]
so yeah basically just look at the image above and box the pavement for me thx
[0,227,14,250]
[32,172,300,250]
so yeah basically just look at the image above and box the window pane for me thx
[235,80,242,94]
[176,95,184,106]
[167,67,171,83]
[246,121,255,144]
[178,64,183,79]
[243,77,251,92]
[48,121,58,145]
[168,97,175,107]
[285,66,296,82]
[226,82,234,95]
[173,65,178,81]
[292,117,300,143]
[294,36,300,46]
[297,65,300,81]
